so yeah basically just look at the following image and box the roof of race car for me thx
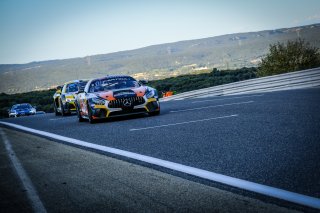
[12,103,32,108]
[13,103,32,106]
[92,75,135,81]
[63,79,89,85]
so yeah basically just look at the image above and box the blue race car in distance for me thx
[8,103,36,118]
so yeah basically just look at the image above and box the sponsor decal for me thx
[113,90,136,98]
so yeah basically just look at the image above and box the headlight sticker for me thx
[91,97,106,105]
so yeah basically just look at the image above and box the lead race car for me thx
[76,75,160,123]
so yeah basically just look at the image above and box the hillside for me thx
[1,23,320,94]
[0,67,258,118]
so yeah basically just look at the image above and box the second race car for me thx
[76,75,160,123]
[53,79,88,116]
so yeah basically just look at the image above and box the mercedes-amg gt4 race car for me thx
[53,79,88,116]
[76,75,160,123]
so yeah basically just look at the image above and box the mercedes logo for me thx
[123,99,132,107]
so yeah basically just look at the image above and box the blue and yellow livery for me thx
[53,79,88,116]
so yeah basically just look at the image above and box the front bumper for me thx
[63,101,77,112]
[9,111,35,117]
[90,97,160,119]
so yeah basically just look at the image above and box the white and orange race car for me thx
[75,75,160,123]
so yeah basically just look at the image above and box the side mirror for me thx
[139,80,148,85]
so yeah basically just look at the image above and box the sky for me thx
[0,0,320,64]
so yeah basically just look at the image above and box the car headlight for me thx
[146,88,158,99]
[10,110,17,115]
[30,108,36,113]
[90,97,106,105]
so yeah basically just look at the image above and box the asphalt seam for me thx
[0,127,47,213]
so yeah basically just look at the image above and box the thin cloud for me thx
[292,13,320,26]
[307,14,320,21]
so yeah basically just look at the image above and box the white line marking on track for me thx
[0,128,47,213]
[130,114,238,131]
[192,94,264,104]
[0,121,319,209]
[170,101,254,113]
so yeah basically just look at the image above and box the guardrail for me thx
[160,67,320,101]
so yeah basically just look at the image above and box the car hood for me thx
[95,86,146,101]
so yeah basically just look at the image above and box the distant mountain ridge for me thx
[1,23,320,94]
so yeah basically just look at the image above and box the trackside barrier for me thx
[160,67,320,101]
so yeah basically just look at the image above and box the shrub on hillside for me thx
[258,39,320,76]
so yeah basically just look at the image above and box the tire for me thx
[54,102,60,116]
[76,103,85,122]
[149,110,160,116]
[87,104,96,124]
[60,99,66,116]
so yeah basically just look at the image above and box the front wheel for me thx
[87,104,96,124]
[60,99,66,116]
[76,103,85,122]
[54,102,60,116]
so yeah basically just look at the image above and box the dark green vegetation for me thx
[258,39,320,76]
[0,67,257,118]
[0,90,55,118]
[1,24,319,94]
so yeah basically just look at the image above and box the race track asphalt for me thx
[2,88,320,200]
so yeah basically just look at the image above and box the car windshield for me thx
[66,83,78,93]
[13,104,32,110]
[89,77,140,93]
